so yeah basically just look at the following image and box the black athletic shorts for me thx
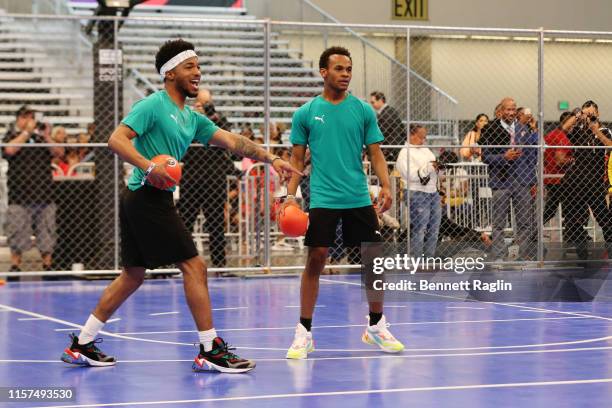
[119,186,198,269]
[304,205,382,248]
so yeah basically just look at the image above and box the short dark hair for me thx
[409,123,424,135]
[155,39,195,74]
[16,105,34,118]
[559,111,573,125]
[370,91,386,103]
[319,46,351,70]
[582,100,599,111]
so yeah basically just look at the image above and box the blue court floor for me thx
[1,275,612,407]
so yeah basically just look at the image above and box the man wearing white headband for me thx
[61,39,301,373]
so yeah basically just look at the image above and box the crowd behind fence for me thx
[1,12,612,277]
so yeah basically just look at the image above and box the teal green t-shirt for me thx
[290,93,384,209]
[122,90,219,191]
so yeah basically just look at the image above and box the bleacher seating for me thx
[122,35,320,126]
[67,1,322,129]
[0,2,322,134]
[0,2,457,141]
[0,12,93,136]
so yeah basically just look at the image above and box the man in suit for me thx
[369,91,406,163]
[480,97,538,261]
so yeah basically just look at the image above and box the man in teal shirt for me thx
[60,39,299,373]
[284,46,405,359]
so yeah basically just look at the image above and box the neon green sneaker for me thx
[286,323,315,359]
[362,315,405,353]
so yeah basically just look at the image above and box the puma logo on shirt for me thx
[314,115,325,124]
[170,114,178,123]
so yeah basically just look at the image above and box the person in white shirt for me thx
[396,124,441,257]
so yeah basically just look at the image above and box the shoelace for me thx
[198,341,242,360]
[86,338,106,355]
[71,334,105,355]
[217,341,243,360]
[379,323,397,341]
[369,321,395,340]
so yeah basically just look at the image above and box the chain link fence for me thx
[0,10,611,279]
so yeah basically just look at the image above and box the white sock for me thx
[199,328,218,352]
[78,314,105,345]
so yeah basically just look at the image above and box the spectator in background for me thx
[438,151,469,207]
[202,102,231,133]
[77,132,94,162]
[259,122,286,144]
[480,97,538,261]
[52,129,93,177]
[494,102,503,119]
[460,113,489,161]
[51,126,69,176]
[543,111,576,225]
[65,135,81,168]
[241,135,265,172]
[194,88,230,132]
[562,100,612,259]
[193,88,212,110]
[2,106,64,277]
[369,91,406,163]
[436,150,491,255]
[87,122,96,139]
[258,122,284,144]
[178,89,239,271]
[396,124,441,257]
[518,107,539,132]
[52,126,67,143]
[516,107,537,129]
[240,125,254,140]
[258,121,287,158]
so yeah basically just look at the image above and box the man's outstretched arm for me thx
[210,129,302,180]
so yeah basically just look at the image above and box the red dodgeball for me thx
[278,205,309,237]
[150,154,182,189]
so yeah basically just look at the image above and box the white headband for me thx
[159,50,197,79]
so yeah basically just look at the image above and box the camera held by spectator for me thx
[573,106,598,125]
[202,102,217,118]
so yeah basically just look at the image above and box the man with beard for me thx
[60,39,300,373]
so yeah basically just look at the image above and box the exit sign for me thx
[558,100,570,110]
[393,0,429,21]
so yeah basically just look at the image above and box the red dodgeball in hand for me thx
[278,205,309,237]
[150,154,182,189]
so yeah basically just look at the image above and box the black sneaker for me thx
[193,337,255,373]
[61,333,116,367]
